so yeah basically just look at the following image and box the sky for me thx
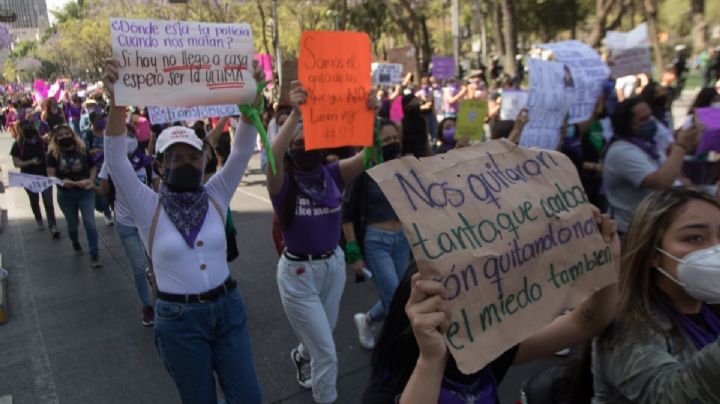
[46,0,74,25]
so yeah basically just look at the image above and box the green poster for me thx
[456,100,488,141]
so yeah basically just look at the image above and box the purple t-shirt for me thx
[271,162,345,255]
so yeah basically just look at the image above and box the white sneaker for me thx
[354,313,375,350]
[554,348,571,357]
[104,216,114,226]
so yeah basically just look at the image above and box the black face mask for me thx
[164,163,203,193]
[58,137,74,148]
[382,142,402,161]
[288,148,322,172]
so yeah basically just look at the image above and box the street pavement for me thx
[0,89,697,404]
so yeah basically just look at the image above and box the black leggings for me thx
[26,187,56,227]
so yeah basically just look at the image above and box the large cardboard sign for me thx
[368,140,616,374]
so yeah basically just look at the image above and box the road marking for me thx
[236,187,272,205]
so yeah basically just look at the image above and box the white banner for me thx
[520,58,574,150]
[147,104,241,125]
[500,90,528,120]
[8,172,62,193]
[371,63,403,86]
[111,18,257,107]
[542,41,610,125]
[605,24,652,78]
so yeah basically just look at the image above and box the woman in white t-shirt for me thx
[102,59,263,403]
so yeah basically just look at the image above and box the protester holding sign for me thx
[103,58,263,404]
[45,124,100,267]
[436,117,457,153]
[603,98,700,234]
[364,210,619,404]
[266,81,378,403]
[593,188,720,403]
[10,121,60,238]
[639,81,674,156]
[342,118,409,350]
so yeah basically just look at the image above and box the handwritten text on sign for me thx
[520,58,574,150]
[110,18,257,107]
[542,41,609,125]
[368,140,616,374]
[147,104,240,125]
[299,31,373,150]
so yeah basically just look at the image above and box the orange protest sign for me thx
[299,31,373,150]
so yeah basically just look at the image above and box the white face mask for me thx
[656,245,720,304]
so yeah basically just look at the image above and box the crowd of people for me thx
[2,38,720,403]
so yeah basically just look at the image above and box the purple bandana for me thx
[294,165,341,209]
[438,368,497,404]
[671,304,720,350]
[159,186,208,248]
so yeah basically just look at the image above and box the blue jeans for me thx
[154,287,261,404]
[364,227,411,323]
[115,222,152,307]
[56,187,99,256]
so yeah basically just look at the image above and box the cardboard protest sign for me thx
[8,172,62,194]
[432,56,456,80]
[372,63,403,86]
[500,90,528,120]
[387,46,417,82]
[605,24,652,78]
[368,139,616,374]
[110,18,257,107]
[520,58,574,150]
[456,100,487,141]
[694,108,720,155]
[147,104,240,125]
[299,31,373,150]
[542,41,609,125]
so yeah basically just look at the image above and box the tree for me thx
[501,0,517,77]
[382,0,433,77]
[491,1,505,59]
[691,0,707,53]
[644,0,665,72]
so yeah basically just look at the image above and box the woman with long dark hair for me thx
[602,98,699,235]
[267,81,378,403]
[10,121,60,237]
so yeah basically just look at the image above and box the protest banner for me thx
[605,24,652,78]
[542,40,609,125]
[367,139,616,374]
[8,172,62,194]
[456,100,487,141]
[110,18,257,107]
[387,46,417,82]
[694,108,720,155]
[520,58,574,150]
[371,63,403,86]
[500,90,528,120]
[432,56,456,80]
[147,104,241,125]
[299,31,373,150]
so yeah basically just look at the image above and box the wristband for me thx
[345,240,363,264]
